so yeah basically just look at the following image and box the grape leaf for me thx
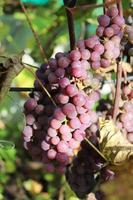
[99,118,133,164]
[0,52,24,102]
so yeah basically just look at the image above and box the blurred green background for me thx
[0,0,130,199]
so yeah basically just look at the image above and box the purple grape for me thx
[48,72,58,84]
[77,40,85,49]
[55,68,65,78]
[58,56,70,68]
[48,58,57,70]
[56,153,69,164]
[104,27,114,38]
[96,26,104,37]
[98,15,110,27]
[111,24,121,35]
[85,37,99,49]
[35,105,44,115]
[24,98,37,111]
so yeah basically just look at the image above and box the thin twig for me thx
[65,7,76,50]
[19,1,48,63]
[113,60,122,122]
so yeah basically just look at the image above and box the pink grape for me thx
[71,68,82,78]
[24,98,37,111]
[107,6,118,17]
[51,136,60,145]
[58,56,70,68]
[47,127,57,137]
[26,114,35,125]
[104,27,114,38]
[91,61,100,70]
[73,94,86,106]
[111,24,121,35]
[59,77,70,88]
[104,40,114,50]
[61,132,72,141]
[70,50,81,61]
[104,50,114,59]
[112,16,125,27]
[62,103,77,119]
[23,126,33,137]
[55,52,64,59]
[69,138,80,149]
[90,51,100,61]
[65,84,78,97]
[47,149,57,160]
[93,44,104,55]
[79,113,92,125]
[71,61,81,69]
[80,49,91,60]
[57,141,68,153]
[81,60,90,69]
[73,130,84,142]
[101,58,110,68]
[77,40,85,49]
[57,93,69,104]
[85,37,99,49]
[69,117,81,129]
[41,141,50,151]
[76,106,87,114]
[50,119,61,129]
[59,124,71,135]
[98,15,110,27]
[88,111,98,123]
[54,108,66,121]
[96,26,104,37]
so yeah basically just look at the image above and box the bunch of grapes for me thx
[22,46,101,173]
[66,140,114,199]
[118,84,133,143]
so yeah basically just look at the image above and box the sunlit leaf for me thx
[0,140,15,149]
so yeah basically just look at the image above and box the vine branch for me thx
[19,1,48,63]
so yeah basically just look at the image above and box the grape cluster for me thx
[119,84,133,143]
[66,140,114,199]
[22,47,101,173]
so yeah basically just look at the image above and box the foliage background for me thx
[0,0,130,199]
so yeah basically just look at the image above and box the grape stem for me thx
[19,1,48,63]
[65,6,76,50]
[113,0,123,122]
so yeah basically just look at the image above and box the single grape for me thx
[73,94,86,106]
[47,149,57,160]
[100,58,110,68]
[63,103,77,119]
[70,50,81,61]
[26,114,35,125]
[107,6,118,17]
[69,138,80,149]
[65,84,78,97]
[93,43,104,55]
[48,58,57,70]
[50,118,61,129]
[79,113,92,125]
[58,56,71,68]
[55,68,65,78]
[80,49,91,60]
[51,136,60,145]
[91,61,100,70]
[69,117,81,129]
[57,141,68,153]
[77,40,85,49]
[85,37,99,49]
[41,141,50,151]
[47,127,57,137]
[57,93,69,104]
[54,108,66,121]
[111,24,121,35]
[35,105,44,115]
[61,132,72,141]
[96,26,104,37]
[71,68,82,78]
[48,72,58,84]
[23,126,33,137]
[90,51,100,61]
[71,61,81,69]
[59,77,70,89]
[98,15,110,27]
[80,60,90,70]
[112,15,125,27]
[24,98,37,111]
[59,124,71,135]
[104,27,114,38]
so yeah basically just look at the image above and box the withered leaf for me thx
[0,52,24,102]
